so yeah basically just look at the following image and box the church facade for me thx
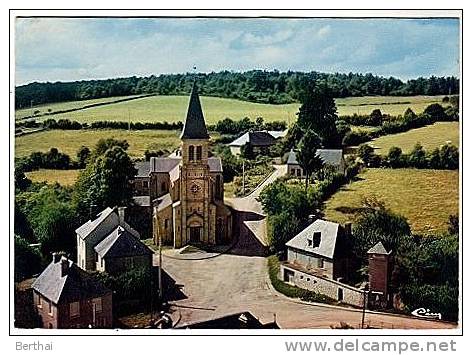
[150,83,232,248]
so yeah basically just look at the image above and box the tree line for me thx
[16,70,459,109]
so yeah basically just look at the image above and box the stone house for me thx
[286,148,346,177]
[94,226,153,275]
[31,254,112,329]
[228,130,287,156]
[75,207,142,272]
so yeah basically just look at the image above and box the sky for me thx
[15,17,460,86]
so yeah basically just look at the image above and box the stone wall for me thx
[280,263,364,307]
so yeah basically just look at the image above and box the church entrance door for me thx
[189,226,201,243]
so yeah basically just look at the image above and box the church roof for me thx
[180,82,209,140]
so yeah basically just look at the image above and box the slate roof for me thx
[150,157,181,173]
[76,207,140,240]
[285,219,341,259]
[367,241,390,255]
[286,149,344,167]
[135,161,151,178]
[94,226,152,259]
[75,207,115,240]
[287,149,298,165]
[132,195,151,207]
[229,131,277,147]
[146,156,222,174]
[180,81,210,140]
[32,257,110,304]
[156,193,173,212]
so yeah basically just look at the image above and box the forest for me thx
[15,70,459,109]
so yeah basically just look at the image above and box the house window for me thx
[189,146,195,161]
[48,300,52,315]
[318,258,324,268]
[164,219,169,229]
[161,182,167,192]
[196,146,202,161]
[70,301,80,318]
[143,181,149,189]
[92,297,102,313]
[291,169,295,176]
[100,257,104,268]
[338,288,344,301]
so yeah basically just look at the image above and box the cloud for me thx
[15,17,460,85]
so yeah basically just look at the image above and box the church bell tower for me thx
[178,81,213,246]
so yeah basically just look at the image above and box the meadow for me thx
[15,129,182,159]
[25,169,82,186]
[16,94,446,125]
[323,168,459,234]
[370,122,459,155]
[15,95,144,121]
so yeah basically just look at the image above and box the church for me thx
[143,82,233,248]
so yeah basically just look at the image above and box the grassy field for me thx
[15,95,144,121]
[25,169,82,186]
[16,95,446,125]
[323,168,459,235]
[15,129,182,159]
[370,122,459,155]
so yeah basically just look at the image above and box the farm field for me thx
[17,94,447,125]
[15,129,182,159]
[323,168,459,235]
[25,169,82,186]
[370,122,459,155]
[15,95,144,121]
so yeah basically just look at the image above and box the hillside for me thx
[15,94,447,125]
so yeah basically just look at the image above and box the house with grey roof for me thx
[95,226,153,275]
[32,254,112,328]
[279,219,365,306]
[76,207,140,272]
[228,130,287,156]
[286,148,346,177]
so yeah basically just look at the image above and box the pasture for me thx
[15,129,182,159]
[323,168,459,235]
[370,122,459,155]
[25,169,82,186]
[16,95,447,125]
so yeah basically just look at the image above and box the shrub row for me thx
[16,148,76,172]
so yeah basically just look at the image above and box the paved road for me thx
[159,252,454,329]
[225,164,286,216]
[158,163,454,329]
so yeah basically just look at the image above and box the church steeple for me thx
[180,81,209,140]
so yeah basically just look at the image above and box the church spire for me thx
[180,81,209,140]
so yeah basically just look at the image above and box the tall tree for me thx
[73,145,136,219]
[296,130,324,191]
[296,82,340,148]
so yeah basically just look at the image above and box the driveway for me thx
[160,252,455,329]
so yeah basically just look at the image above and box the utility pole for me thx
[242,159,246,195]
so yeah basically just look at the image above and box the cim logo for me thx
[411,308,442,320]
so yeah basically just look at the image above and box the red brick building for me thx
[32,254,113,329]
[367,241,392,308]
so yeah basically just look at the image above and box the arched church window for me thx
[189,145,195,161]
[196,146,202,161]
[216,175,222,199]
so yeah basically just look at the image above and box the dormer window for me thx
[312,231,321,247]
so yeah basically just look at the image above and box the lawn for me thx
[370,122,459,155]
[17,94,447,125]
[25,169,82,186]
[15,129,182,159]
[323,168,459,235]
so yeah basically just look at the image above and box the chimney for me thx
[118,207,126,224]
[308,214,317,223]
[52,252,61,263]
[61,258,69,277]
